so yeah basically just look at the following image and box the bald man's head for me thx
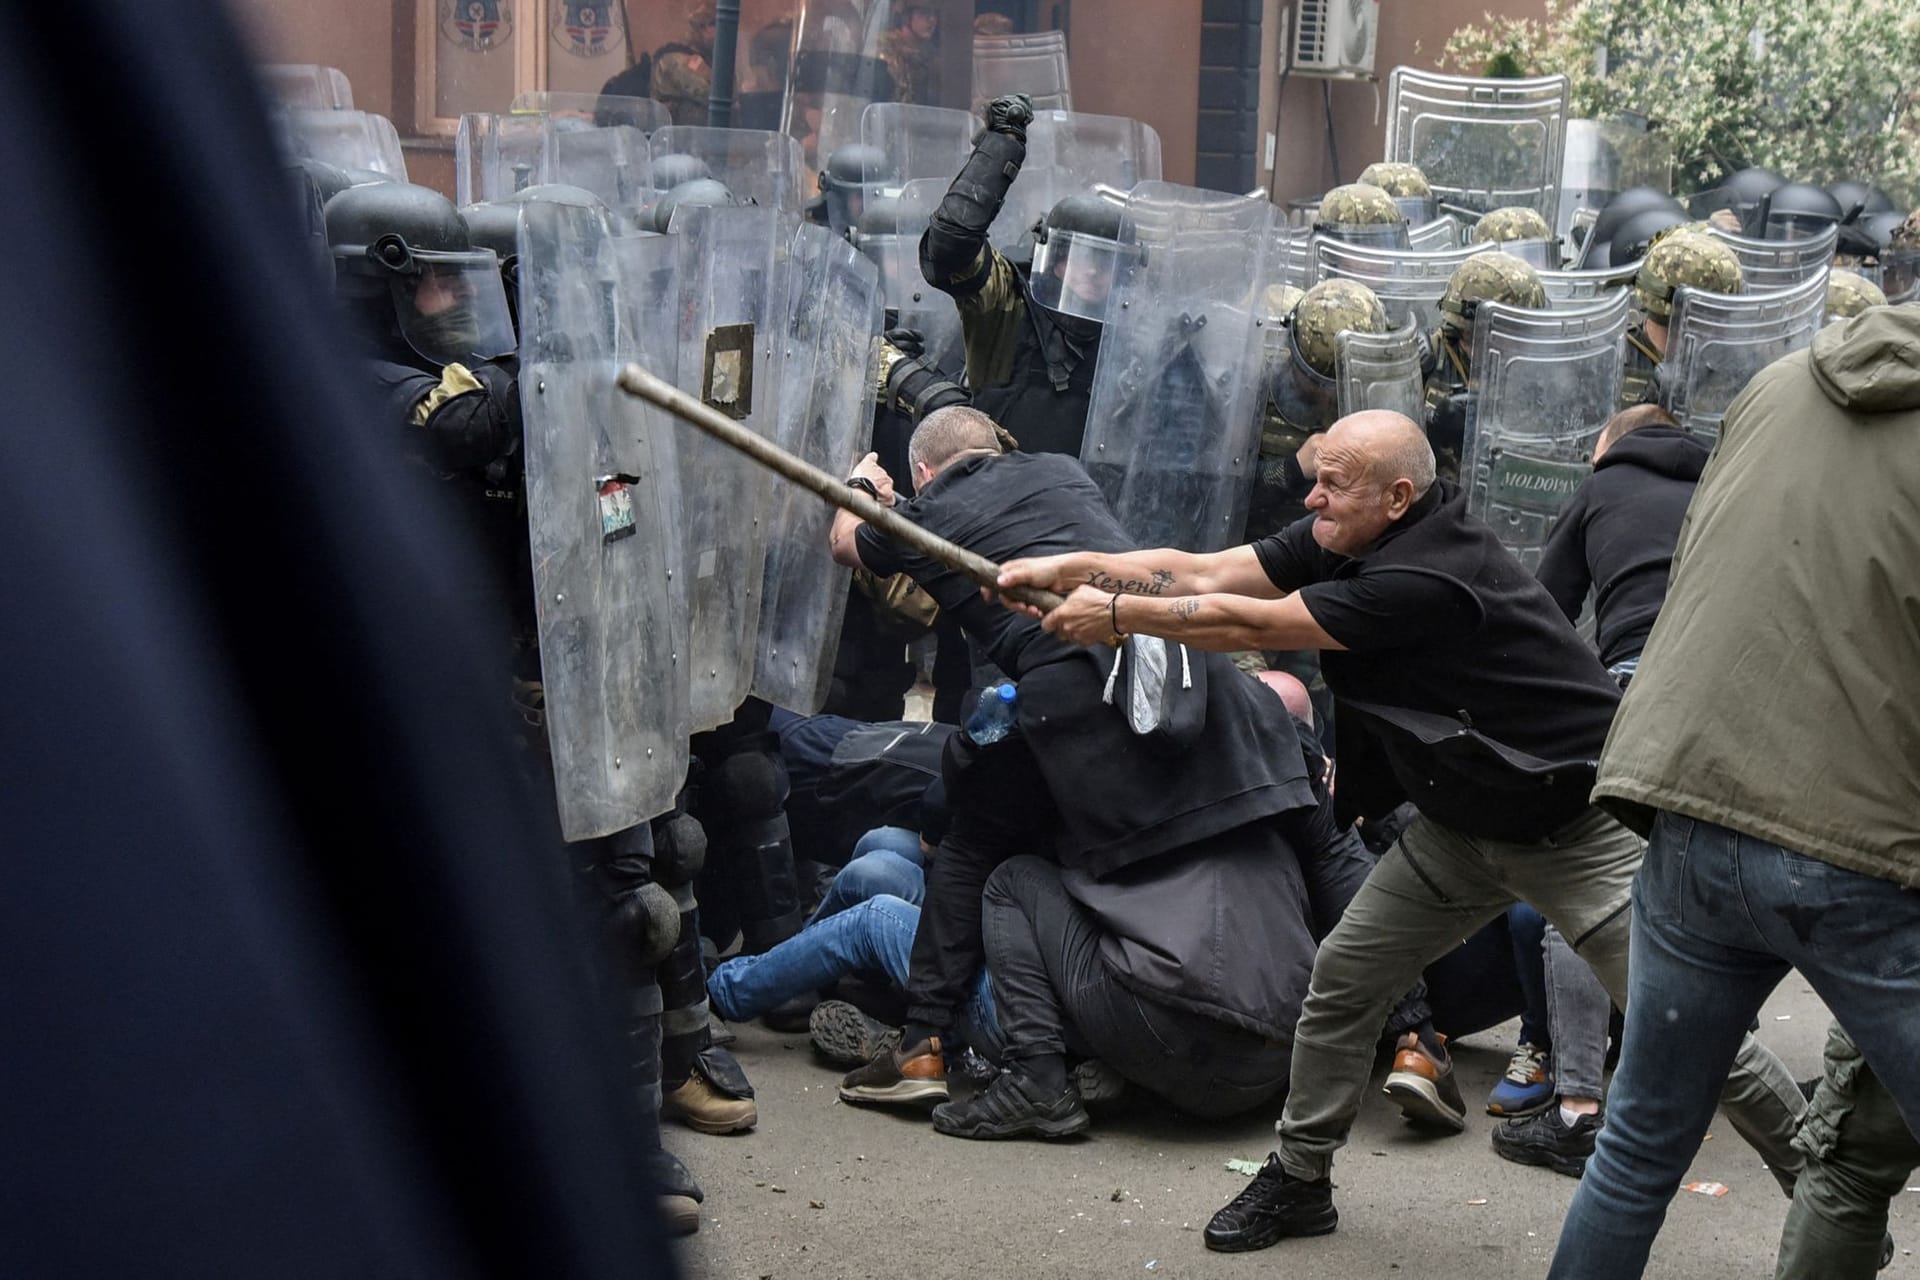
[1256,669,1315,729]
[1304,411,1436,556]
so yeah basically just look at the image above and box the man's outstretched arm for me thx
[1033,583,1342,653]
[997,543,1283,605]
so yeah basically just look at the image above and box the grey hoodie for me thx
[1594,304,1920,886]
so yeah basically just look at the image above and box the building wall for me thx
[1068,0,1204,186]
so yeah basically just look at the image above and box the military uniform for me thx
[1621,230,1744,409]
[1421,253,1546,480]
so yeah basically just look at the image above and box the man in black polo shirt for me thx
[825,406,1321,1133]
[997,409,1806,1254]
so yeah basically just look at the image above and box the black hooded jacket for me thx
[1535,426,1710,668]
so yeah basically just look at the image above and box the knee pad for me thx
[702,741,804,952]
[616,881,681,970]
[652,812,708,887]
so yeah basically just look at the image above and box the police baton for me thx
[615,365,1066,615]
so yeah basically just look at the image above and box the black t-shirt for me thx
[1251,485,1622,842]
[855,451,1136,674]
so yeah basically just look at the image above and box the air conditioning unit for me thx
[1291,0,1379,76]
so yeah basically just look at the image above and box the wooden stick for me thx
[615,365,1066,614]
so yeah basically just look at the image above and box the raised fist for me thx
[983,93,1034,141]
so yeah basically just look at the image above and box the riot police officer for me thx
[1357,160,1438,226]
[1422,253,1548,480]
[1473,206,1558,267]
[1312,182,1410,249]
[811,142,893,239]
[1622,229,1745,408]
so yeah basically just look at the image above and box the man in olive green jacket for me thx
[1549,304,1920,1280]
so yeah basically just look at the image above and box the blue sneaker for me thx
[1486,1042,1554,1117]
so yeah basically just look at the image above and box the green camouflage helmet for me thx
[1261,282,1306,323]
[1891,208,1920,251]
[1826,269,1887,319]
[1316,182,1402,227]
[1634,230,1744,320]
[1473,206,1552,244]
[1439,253,1547,332]
[1357,162,1432,200]
[1291,279,1389,376]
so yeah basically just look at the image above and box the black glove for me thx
[883,326,925,359]
[982,93,1034,143]
[1425,390,1476,454]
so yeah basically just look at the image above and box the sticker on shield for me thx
[701,323,756,419]
[597,473,641,544]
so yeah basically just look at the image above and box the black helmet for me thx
[324,182,516,367]
[1693,166,1784,225]
[460,201,521,260]
[650,152,713,191]
[1581,186,1686,267]
[297,158,356,209]
[855,194,909,239]
[820,143,892,238]
[1608,207,1692,268]
[650,177,736,233]
[1040,193,1125,243]
[1754,182,1843,240]
[1827,180,1897,222]
[1030,194,1131,324]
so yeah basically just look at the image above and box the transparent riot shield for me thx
[990,110,1163,259]
[1557,116,1671,249]
[1312,239,1496,334]
[780,0,973,180]
[456,113,553,206]
[857,177,964,372]
[1460,291,1629,568]
[263,64,354,110]
[548,123,652,217]
[1384,69,1569,228]
[972,30,1072,113]
[1661,269,1829,441]
[859,101,974,191]
[1883,247,1920,306]
[515,201,689,840]
[667,204,796,730]
[650,125,807,212]
[1538,261,1638,308]
[285,108,407,180]
[1335,322,1425,421]
[512,89,672,133]
[1705,224,1838,292]
[1079,183,1275,552]
[1408,218,1462,251]
[751,224,883,712]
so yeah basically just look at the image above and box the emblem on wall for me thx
[442,0,512,51]
[553,0,624,57]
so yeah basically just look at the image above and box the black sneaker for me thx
[930,1069,1090,1140]
[1491,1106,1601,1178]
[810,999,900,1068]
[1203,1154,1338,1252]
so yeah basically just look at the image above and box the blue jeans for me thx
[807,827,924,922]
[1549,813,1920,1279]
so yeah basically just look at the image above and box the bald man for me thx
[998,410,1806,1254]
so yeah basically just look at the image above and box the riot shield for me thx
[548,123,652,216]
[972,30,1073,113]
[1539,261,1638,308]
[512,89,672,132]
[780,0,974,178]
[515,201,690,840]
[751,224,883,712]
[1460,291,1629,568]
[455,113,552,206]
[1078,183,1274,552]
[1661,269,1828,441]
[857,177,964,371]
[1312,239,1496,334]
[1385,68,1569,228]
[650,125,807,212]
[668,204,796,730]
[990,110,1163,259]
[1705,224,1838,292]
[1335,321,1425,421]
[1408,218,1462,251]
[263,64,353,110]
[859,101,974,190]
[284,108,407,180]
[1557,116,1671,248]
[1883,247,1920,306]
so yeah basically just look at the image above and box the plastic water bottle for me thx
[966,681,1018,745]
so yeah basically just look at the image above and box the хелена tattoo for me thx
[1168,598,1200,620]
[1088,569,1174,596]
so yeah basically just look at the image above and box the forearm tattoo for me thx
[1167,598,1200,620]
[1087,568,1176,596]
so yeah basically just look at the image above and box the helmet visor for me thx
[1882,249,1920,305]
[1029,229,1127,323]
[1494,238,1557,268]
[1266,328,1338,432]
[390,249,517,367]
[1311,221,1411,251]
[1763,209,1839,242]
[1391,194,1437,226]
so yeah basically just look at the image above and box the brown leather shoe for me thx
[1382,1031,1467,1133]
[838,1037,948,1106]
[659,1193,701,1237]
[661,1074,758,1134]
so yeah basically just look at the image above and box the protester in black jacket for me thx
[1534,405,1711,680]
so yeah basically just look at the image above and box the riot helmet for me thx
[1694,166,1784,229]
[1827,179,1897,221]
[1580,186,1687,267]
[1312,183,1410,250]
[1754,182,1842,241]
[1825,269,1886,321]
[650,178,737,233]
[298,158,356,209]
[1439,253,1546,338]
[1029,193,1131,323]
[650,152,714,193]
[460,201,521,260]
[819,143,892,239]
[325,181,517,368]
[1358,162,1437,226]
[1473,206,1556,268]
[1634,230,1744,321]
[1270,279,1387,430]
[1608,207,1693,267]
